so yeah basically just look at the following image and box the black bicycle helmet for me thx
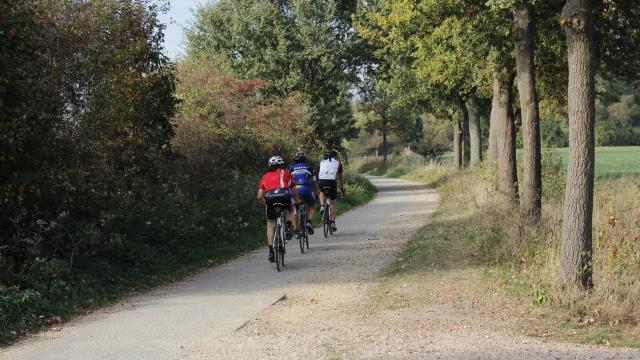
[292,149,306,162]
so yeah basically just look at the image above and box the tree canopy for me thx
[187,0,363,148]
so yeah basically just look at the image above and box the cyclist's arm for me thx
[285,171,301,203]
[312,179,320,195]
[257,189,265,206]
[310,170,320,195]
[338,162,344,192]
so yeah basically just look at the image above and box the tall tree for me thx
[359,79,419,168]
[457,95,471,166]
[559,0,595,289]
[494,71,519,198]
[487,89,500,161]
[512,3,542,220]
[466,96,483,164]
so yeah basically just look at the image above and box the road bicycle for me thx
[296,201,310,253]
[271,202,287,271]
[321,187,334,238]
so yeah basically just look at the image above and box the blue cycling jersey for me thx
[288,162,316,186]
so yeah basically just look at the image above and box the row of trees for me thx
[354,0,640,289]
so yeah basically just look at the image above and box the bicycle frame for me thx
[272,204,287,271]
[321,188,333,237]
[296,202,308,253]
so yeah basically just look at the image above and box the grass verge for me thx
[366,151,640,348]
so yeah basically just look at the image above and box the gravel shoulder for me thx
[2,176,638,359]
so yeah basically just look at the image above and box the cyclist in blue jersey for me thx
[289,150,319,236]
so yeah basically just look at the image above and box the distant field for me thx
[422,146,640,176]
[552,146,640,176]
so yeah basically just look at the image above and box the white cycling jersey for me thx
[318,159,342,180]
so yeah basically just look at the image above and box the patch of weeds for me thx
[385,167,407,178]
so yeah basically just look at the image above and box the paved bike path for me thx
[1,176,439,360]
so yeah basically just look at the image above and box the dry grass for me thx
[386,151,640,346]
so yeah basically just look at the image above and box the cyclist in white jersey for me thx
[317,150,344,232]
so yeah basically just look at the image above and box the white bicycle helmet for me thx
[268,155,284,169]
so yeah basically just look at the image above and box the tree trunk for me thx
[495,73,518,199]
[488,87,499,161]
[559,0,595,289]
[382,125,388,169]
[461,101,470,167]
[467,96,482,165]
[513,2,542,221]
[453,119,462,169]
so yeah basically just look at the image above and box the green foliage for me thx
[595,79,640,146]
[173,56,312,170]
[540,112,569,148]
[187,0,360,148]
[0,0,318,345]
[540,148,566,204]
[536,78,640,148]
[339,174,378,209]
[0,0,184,343]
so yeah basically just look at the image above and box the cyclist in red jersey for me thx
[257,155,300,262]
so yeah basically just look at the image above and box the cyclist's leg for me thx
[298,185,316,219]
[289,188,297,232]
[329,181,338,222]
[265,203,277,262]
[286,209,297,232]
[307,203,316,224]
[267,220,276,246]
[318,190,326,210]
[264,202,277,246]
[302,186,316,234]
[330,201,337,222]
[284,193,297,236]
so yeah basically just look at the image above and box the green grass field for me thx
[438,146,640,176]
[552,146,640,176]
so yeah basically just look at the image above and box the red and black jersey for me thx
[259,169,293,192]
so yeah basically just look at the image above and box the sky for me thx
[158,0,203,59]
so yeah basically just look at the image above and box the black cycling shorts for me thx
[264,188,292,221]
[318,179,338,200]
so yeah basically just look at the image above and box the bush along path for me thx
[1,176,432,359]
[0,174,374,347]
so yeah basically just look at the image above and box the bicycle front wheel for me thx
[322,205,329,238]
[299,231,305,253]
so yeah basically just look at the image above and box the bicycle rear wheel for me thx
[298,206,306,253]
[303,208,310,249]
[279,217,286,268]
[274,223,282,272]
[322,204,329,238]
